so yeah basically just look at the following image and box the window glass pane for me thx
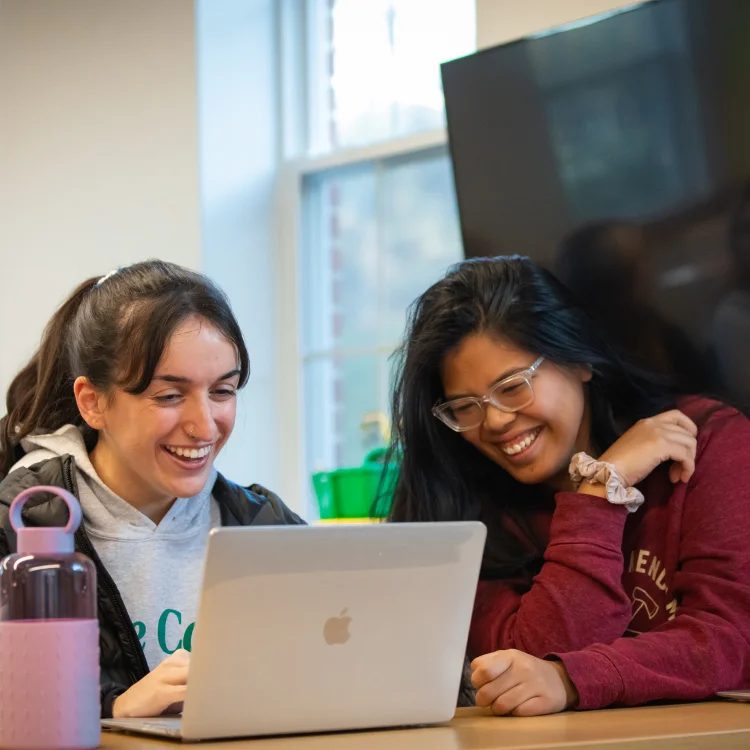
[302,164,377,354]
[303,356,339,477]
[379,150,463,344]
[300,149,464,516]
[315,0,475,152]
[302,147,463,354]
[303,354,385,511]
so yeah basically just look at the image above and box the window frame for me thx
[273,0,472,516]
[275,127,450,516]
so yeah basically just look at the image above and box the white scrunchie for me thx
[569,452,645,513]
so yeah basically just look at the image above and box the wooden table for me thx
[100,702,750,749]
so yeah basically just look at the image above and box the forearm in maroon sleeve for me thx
[469,493,633,657]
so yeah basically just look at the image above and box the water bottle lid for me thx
[9,485,82,555]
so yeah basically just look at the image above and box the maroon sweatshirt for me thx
[468,397,750,710]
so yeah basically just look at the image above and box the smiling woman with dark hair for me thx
[0,260,303,720]
[383,255,750,716]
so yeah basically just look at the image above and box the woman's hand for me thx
[112,649,190,719]
[471,649,578,717]
[596,410,698,487]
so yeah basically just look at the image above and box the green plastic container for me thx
[312,449,398,519]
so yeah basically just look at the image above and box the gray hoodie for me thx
[13,424,220,670]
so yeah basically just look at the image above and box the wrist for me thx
[550,660,579,709]
[112,693,129,719]
[576,479,609,499]
[568,452,644,512]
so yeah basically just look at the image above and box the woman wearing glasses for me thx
[384,256,750,716]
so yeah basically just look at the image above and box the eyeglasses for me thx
[432,357,545,432]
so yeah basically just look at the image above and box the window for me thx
[280,1,475,515]
[301,147,464,479]
[307,0,475,153]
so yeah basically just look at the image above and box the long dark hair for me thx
[382,256,676,580]
[0,260,249,478]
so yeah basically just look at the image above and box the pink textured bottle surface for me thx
[0,619,100,750]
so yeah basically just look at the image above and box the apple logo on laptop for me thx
[323,608,351,645]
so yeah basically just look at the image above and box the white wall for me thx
[0,0,201,403]
[0,0,287,504]
[476,0,651,49]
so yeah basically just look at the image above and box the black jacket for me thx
[0,455,304,717]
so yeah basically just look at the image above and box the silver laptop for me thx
[102,521,486,742]
[716,690,750,702]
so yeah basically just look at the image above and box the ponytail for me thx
[0,278,99,477]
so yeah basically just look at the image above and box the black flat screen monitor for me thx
[442,0,750,407]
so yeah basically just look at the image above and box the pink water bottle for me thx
[0,486,100,750]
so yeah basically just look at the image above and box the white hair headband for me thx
[95,268,121,287]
